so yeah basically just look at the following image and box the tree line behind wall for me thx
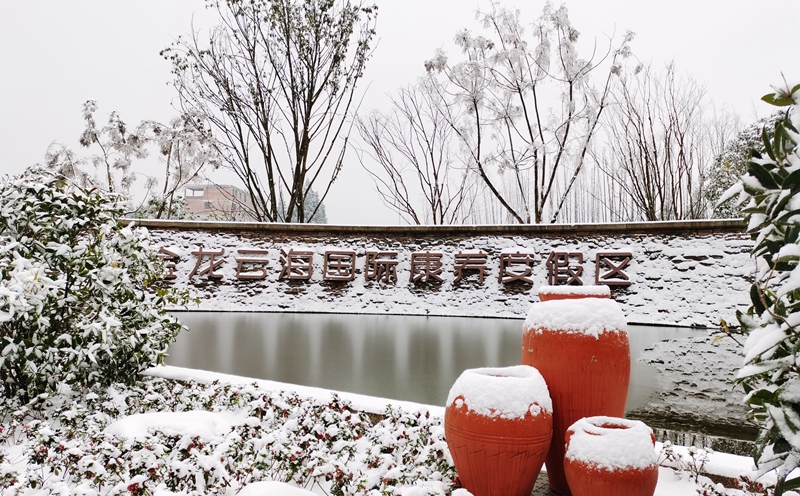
[357,3,763,225]
[37,0,769,225]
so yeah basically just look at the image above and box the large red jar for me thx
[522,286,630,495]
[444,365,553,496]
[563,416,658,496]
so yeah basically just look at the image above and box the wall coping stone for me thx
[126,218,747,237]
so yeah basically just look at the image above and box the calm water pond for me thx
[167,312,704,410]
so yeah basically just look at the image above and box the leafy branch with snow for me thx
[0,169,191,403]
[729,81,800,495]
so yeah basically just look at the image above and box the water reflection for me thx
[167,312,703,410]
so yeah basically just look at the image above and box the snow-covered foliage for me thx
[422,2,635,224]
[729,82,800,495]
[0,169,190,402]
[43,102,220,219]
[0,376,456,496]
[708,113,782,219]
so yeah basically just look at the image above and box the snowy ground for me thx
[0,364,787,496]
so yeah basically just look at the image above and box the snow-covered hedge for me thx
[0,376,456,495]
[0,169,190,402]
[728,82,800,495]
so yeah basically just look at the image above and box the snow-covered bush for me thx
[0,168,190,402]
[0,377,457,495]
[728,82,800,494]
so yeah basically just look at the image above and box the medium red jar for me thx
[444,365,552,496]
[521,286,630,495]
[563,416,658,496]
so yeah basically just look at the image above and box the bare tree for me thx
[424,3,634,224]
[595,63,731,221]
[162,0,378,223]
[356,79,475,225]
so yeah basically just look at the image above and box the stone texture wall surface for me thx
[142,220,753,328]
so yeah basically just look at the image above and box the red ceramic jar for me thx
[521,286,630,495]
[563,416,658,496]
[444,365,553,496]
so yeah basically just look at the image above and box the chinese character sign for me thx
[189,247,225,279]
[499,251,535,284]
[236,249,270,280]
[324,251,356,281]
[279,249,314,280]
[595,252,633,287]
[365,251,398,283]
[166,244,633,290]
[410,251,444,283]
[453,251,488,283]
[545,251,584,286]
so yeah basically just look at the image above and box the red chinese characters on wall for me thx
[160,245,634,288]
[323,251,356,281]
[235,249,270,280]
[365,251,398,283]
[545,252,584,286]
[499,251,535,284]
[595,251,633,287]
[279,248,314,280]
[410,252,444,283]
[189,247,225,279]
[453,251,488,284]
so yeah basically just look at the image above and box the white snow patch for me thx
[500,246,535,254]
[238,481,317,496]
[104,410,232,440]
[144,365,445,417]
[524,298,628,338]
[565,416,656,471]
[743,323,785,362]
[445,365,552,419]
[778,244,800,259]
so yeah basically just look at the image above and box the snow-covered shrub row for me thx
[0,169,191,402]
[0,376,456,495]
[727,83,800,494]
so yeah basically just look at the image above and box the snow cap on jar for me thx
[565,416,657,471]
[446,365,552,419]
[525,296,627,339]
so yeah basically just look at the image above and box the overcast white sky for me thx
[0,1,797,224]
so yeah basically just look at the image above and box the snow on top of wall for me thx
[565,416,657,471]
[524,298,628,338]
[445,365,552,419]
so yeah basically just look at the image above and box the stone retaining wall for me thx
[136,219,752,328]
